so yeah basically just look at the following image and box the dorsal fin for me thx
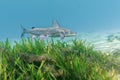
[52,20,60,28]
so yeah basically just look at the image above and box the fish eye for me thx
[32,27,35,29]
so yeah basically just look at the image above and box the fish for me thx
[21,20,77,39]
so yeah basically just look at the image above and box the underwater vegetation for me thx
[0,38,119,80]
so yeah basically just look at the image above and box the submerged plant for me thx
[0,38,119,80]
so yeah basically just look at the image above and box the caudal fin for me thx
[20,24,26,38]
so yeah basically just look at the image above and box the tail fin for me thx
[20,24,26,38]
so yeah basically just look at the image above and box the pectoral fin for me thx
[60,32,65,39]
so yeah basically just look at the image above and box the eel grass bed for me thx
[0,38,119,80]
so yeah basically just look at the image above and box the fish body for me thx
[21,20,77,39]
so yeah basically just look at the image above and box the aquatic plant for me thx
[0,38,119,80]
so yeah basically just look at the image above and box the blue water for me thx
[0,0,120,39]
